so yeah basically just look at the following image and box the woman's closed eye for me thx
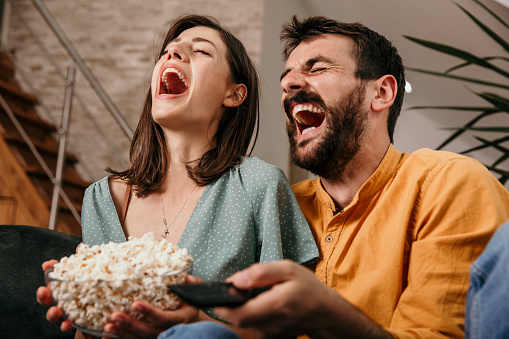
[193,49,211,56]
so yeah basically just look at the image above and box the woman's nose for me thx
[169,51,183,61]
[165,44,186,62]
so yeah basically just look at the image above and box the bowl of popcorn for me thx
[44,232,193,338]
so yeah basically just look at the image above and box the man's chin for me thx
[291,147,324,170]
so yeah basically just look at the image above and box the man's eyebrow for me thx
[280,68,292,82]
[280,56,334,81]
[304,56,333,69]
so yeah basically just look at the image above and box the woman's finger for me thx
[36,286,53,305]
[42,259,59,271]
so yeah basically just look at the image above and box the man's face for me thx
[280,34,369,179]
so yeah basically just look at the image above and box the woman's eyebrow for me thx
[169,37,217,49]
[192,37,217,49]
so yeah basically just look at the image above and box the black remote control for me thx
[171,282,270,308]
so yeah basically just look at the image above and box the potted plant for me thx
[404,0,509,186]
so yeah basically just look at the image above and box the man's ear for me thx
[223,84,247,107]
[371,75,397,112]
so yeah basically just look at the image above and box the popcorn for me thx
[46,232,193,332]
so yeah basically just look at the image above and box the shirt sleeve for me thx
[386,157,509,339]
[240,159,318,265]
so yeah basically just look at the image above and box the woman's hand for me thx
[36,260,76,333]
[102,275,202,339]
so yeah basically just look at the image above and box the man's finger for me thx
[185,274,202,284]
[229,260,298,289]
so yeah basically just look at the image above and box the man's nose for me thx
[281,70,306,94]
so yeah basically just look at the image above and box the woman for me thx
[38,14,317,339]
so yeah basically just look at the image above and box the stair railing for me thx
[0,93,81,224]
[4,0,135,229]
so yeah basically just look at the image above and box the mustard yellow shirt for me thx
[293,145,509,339]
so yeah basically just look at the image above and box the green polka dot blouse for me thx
[81,157,318,282]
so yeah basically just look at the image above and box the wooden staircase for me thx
[0,51,89,236]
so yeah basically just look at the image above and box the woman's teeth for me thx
[162,68,188,92]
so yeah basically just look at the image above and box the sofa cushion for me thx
[0,225,82,338]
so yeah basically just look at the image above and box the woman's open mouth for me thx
[159,67,189,96]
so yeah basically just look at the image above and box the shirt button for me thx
[326,236,333,242]
[328,202,333,208]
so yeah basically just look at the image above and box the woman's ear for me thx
[371,75,397,112]
[223,84,247,107]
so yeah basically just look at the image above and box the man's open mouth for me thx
[292,103,325,135]
[159,67,189,95]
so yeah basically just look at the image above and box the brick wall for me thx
[7,0,264,181]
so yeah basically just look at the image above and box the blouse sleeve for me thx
[240,158,318,265]
[81,176,126,246]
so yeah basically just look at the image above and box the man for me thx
[214,15,509,338]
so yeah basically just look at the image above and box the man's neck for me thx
[320,145,390,211]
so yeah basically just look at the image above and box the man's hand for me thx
[215,260,393,339]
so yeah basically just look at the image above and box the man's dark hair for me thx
[281,15,405,143]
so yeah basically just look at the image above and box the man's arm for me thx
[215,260,393,339]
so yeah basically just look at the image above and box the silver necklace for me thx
[160,183,198,238]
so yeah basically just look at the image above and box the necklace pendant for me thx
[162,229,169,237]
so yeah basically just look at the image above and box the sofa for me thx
[0,224,82,338]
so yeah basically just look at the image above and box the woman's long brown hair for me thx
[108,15,260,197]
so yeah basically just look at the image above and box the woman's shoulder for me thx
[85,176,128,205]
[233,157,290,195]
[237,156,285,177]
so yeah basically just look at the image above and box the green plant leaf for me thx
[404,36,509,78]
[465,135,509,152]
[473,0,509,29]
[493,155,509,168]
[445,57,509,74]
[472,136,509,167]
[455,3,509,53]
[406,67,509,90]
[407,105,498,112]
[475,92,509,112]
[459,126,509,133]
[436,111,499,149]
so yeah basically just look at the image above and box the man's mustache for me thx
[283,91,326,121]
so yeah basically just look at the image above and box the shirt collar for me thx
[315,145,402,212]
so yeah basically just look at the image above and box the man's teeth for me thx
[292,104,324,118]
[162,67,188,87]
[291,104,324,125]
[302,126,317,135]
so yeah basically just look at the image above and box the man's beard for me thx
[285,84,368,180]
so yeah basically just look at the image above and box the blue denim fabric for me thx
[157,322,241,339]
[465,222,509,339]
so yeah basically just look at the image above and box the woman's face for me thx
[151,26,233,131]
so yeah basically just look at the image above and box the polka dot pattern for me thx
[82,156,318,283]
